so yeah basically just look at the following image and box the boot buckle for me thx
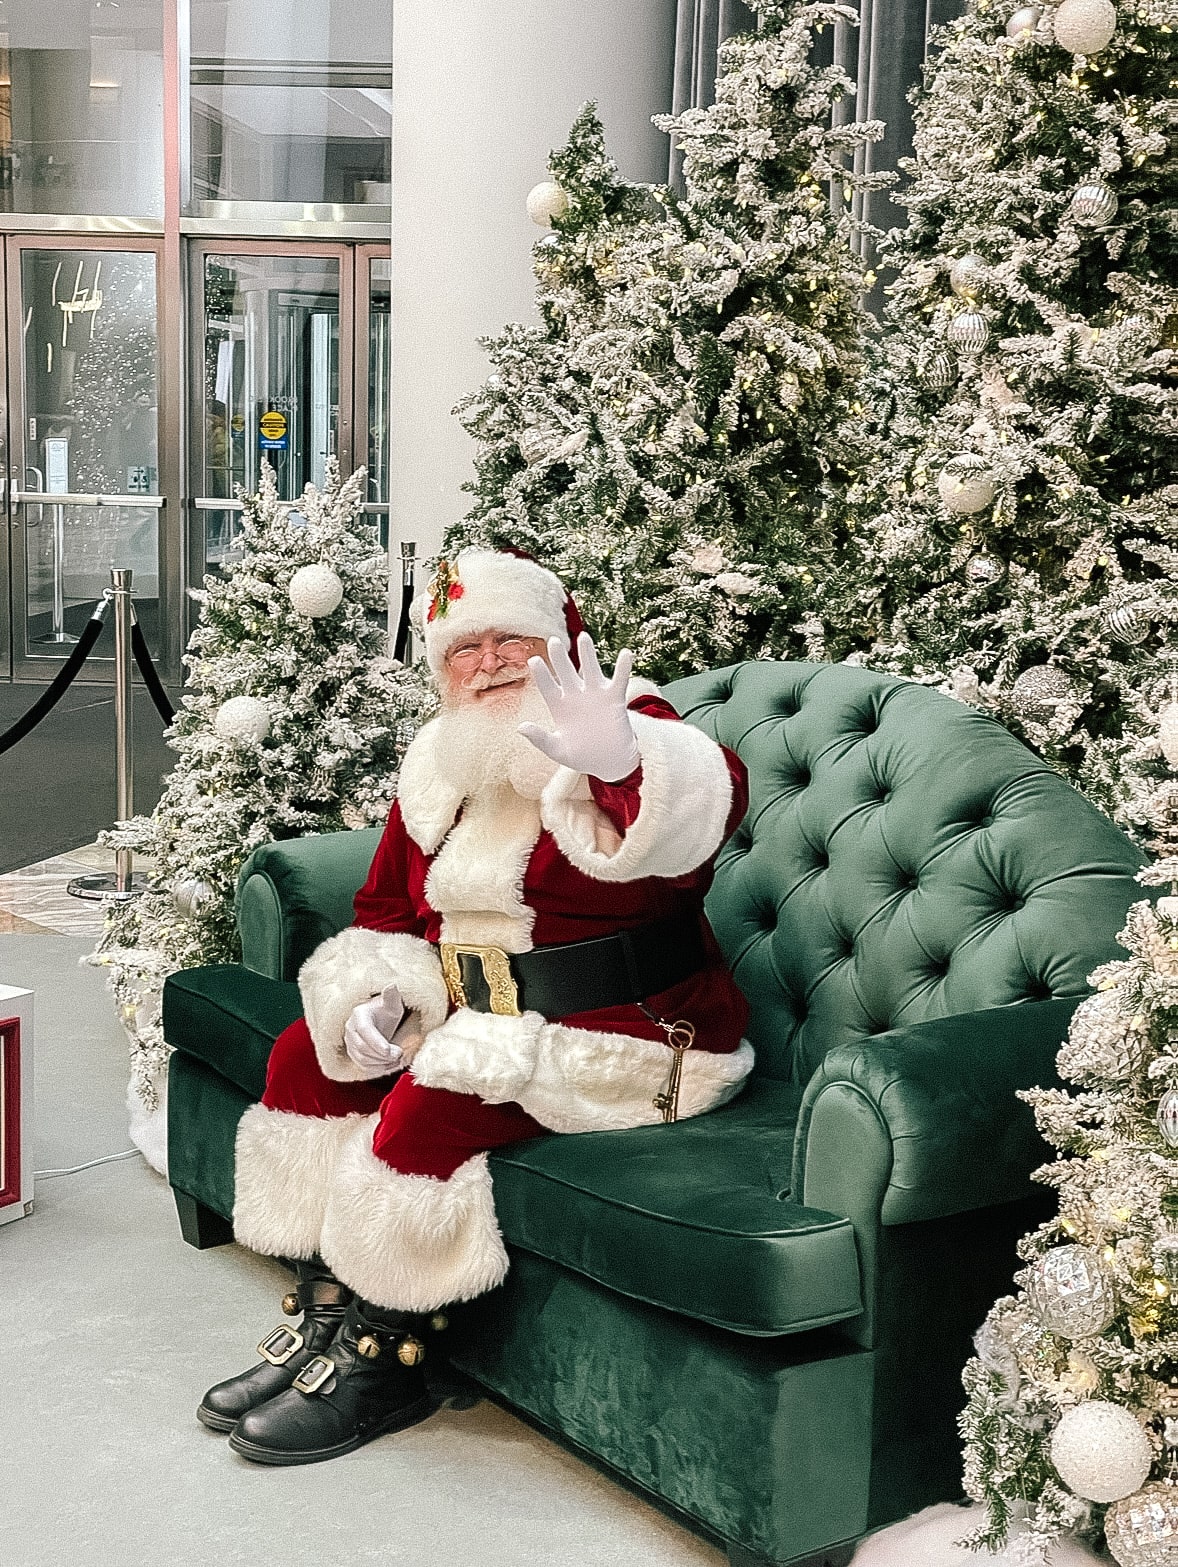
[257,1325,305,1366]
[292,1355,336,1396]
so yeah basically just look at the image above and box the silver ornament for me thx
[1010,664,1080,722]
[1159,1088,1178,1149]
[965,551,1006,587]
[1106,602,1150,645]
[938,453,997,515]
[1005,4,1042,36]
[947,309,992,353]
[1106,1480,1178,1567]
[171,877,214,920]
[1071,180,1120,226]
[949,254,987,298]
[1029,1243,1116,1337]
[921,352,957,389]
[1053,0,1118,54]
[517,426,554,464]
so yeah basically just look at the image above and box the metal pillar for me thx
[34,503,79,647]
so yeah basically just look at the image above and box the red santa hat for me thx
[414,548,584,678]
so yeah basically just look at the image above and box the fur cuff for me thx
[540,712,733,882]
[321,1138,509,1310]
[516,1026,755,1134]
[409,1007,546,1104]
[233,1105,372,1259]
[298,928,450,1082]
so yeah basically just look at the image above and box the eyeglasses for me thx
[444,636,537,675]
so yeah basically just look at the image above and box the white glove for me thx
[343,984,407,1077]
[519,632,641,783]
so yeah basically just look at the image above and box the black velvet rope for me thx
[0,610,107,757]
[131,621,176,725]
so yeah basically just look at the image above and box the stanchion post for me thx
[112,568,134,894]
[401,540,416,659]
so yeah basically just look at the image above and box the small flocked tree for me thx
[820,0,1178,840]
[450,0,887,684]
[93,461,431,1125]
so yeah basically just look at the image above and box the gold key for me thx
[652,1019,696,1124]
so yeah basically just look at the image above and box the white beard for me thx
[431,679,560,804]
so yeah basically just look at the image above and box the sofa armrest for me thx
[792,997,1078,1228]
[235,829,383,981]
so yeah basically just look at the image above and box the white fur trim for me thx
[411,1011,754,1134]
[233,1105,371,1259]
[411,1008,546,1103]
[320,1138,509,1310]
[426,785,540,954]
[540,710,733,882]
[415,549,571,678]
[396,718,465,853]
[298,928,450,1082]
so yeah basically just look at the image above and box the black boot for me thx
[197,1258,353,1433]
[227,1296,436,1465]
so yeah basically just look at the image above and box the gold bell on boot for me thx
[281,1293,300,1316]
[356,1335,382,1360]
[397,1336,426,1367]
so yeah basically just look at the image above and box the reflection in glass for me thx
[368,258,389,506]
[199,252,339,565]
[0,0,164,218]
[20,248,160,656]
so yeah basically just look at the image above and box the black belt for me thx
[437,913,707,1018]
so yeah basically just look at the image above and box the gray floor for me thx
[0,935,724,1567]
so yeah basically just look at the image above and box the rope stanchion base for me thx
[66,871,152,903]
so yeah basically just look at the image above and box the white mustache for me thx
[461,665,530,692]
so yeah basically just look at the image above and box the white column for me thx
[390,0,678,565]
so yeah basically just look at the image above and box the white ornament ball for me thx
[1106,1479,1178,1567]
[526,181,569,228]
[949,254,987,298]
[1006,4,1042,37]
[1159,702,1178,770]
[214,695,272,744]
[947,309,992,353]
[288,563,343,618]
[1053,0,1117,53]
[172,878,214,920]
[1071,180,1120,226]
[1050,1401,1152,1505]
[938,455,997,514]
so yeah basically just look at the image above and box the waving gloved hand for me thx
[518,631,641,783]
[343,984,407,1077]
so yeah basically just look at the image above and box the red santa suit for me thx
[231,550,753,1315]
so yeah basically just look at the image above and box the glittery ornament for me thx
[1005,4,1042,35]
[288,563,344,617]
[517,426,555,465]
[1050,1401,1153,1504]
[949,254,987,298]
[1071,181,1120,226]
[1158,703,1178,769]
[214,695,272,743]
[171,878,214,919]
[921,352,957,389]
[947,310,991,353]
[1058,988,1148,1082]
[1106,1479,1178,1566]
[526,181,569,228]
[1010,664,1080,723]
[1029,1243,1116,1337]
[1158,1089,1178,1149]
[1053,0,1117,54]
[938,454,996,514]
[1106,603,1150,645]
[964,551,1006,587]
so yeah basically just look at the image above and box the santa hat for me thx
[413,548,584,678]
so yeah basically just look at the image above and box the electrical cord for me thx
[34,1148,141,1180]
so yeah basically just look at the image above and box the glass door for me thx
[6,238,163,678]
[355,246,391,545]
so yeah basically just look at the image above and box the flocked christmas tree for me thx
[819,0,1178,840]
[449,0,888,683]
[960,833,1178,1564]
[93,460,431,1122]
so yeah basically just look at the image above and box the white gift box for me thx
[0,984,33,1225]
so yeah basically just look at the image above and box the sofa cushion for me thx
[163,966,304,1099]
[488,1078,862,1337]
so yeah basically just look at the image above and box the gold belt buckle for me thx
[439,942,521,1016]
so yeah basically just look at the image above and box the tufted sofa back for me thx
[667,662,1144,1085]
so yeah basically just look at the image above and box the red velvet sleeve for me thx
[350,800,429,936]
[587,694,749,841]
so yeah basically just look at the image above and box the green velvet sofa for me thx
[163,660,1145,1567]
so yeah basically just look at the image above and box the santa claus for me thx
[199,547,753,1465]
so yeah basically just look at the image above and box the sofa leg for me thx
[728,1546,855,1567]
[174,1189,234,1249]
